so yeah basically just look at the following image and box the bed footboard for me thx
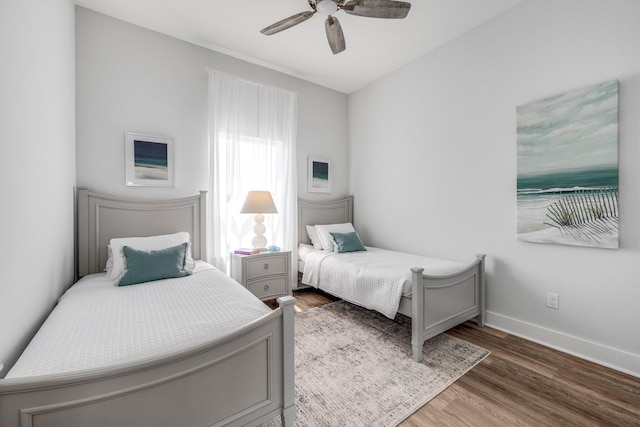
[410,254,486,362]
[0,296,296,427]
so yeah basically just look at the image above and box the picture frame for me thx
[307,156,331,193]
[125,132,174,187]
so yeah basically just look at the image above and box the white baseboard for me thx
[485,311,640,379]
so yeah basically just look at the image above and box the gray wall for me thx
[0,0,76,375]
[349,0,640,376]
[76,7,349,201]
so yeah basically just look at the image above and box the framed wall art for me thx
[516,80,619,249]
[125,132,174,187]
[307,156,331,193]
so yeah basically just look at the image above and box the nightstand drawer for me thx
[246,254,287,279]
[247,276,288,300]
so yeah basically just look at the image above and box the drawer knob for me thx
[264,263,269,270]
[264,284,269,290]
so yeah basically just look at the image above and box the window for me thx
[208,71,297,278]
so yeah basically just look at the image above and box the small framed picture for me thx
[308,156,331,193]
[125,132,174,187]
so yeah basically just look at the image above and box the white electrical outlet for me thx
[546,292,559,309]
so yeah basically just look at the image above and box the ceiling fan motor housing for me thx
[316,0,338,15]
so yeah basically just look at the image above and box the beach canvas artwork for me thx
[517,80,619,249]
[308,156,331,193]
[134,140,168,180]
[125,132,174,187]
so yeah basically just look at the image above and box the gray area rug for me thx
[262,300,490,427]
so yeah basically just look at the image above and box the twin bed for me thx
[297,196,486,362]
[0,189,295,427]
[0,190,485,427]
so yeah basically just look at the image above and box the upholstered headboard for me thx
[297,196,354,245]
[77,188,207,277]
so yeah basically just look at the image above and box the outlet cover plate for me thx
[546,292,559,309]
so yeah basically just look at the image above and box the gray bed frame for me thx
[0,188,295,427]
[298,196,485,362]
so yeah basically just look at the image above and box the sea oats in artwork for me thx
[516,80,619,249]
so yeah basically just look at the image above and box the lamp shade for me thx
[240,191,278,214]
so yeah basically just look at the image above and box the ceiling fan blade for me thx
[260,11,316,35]
[342,0,411,19]
[325,16,346,54]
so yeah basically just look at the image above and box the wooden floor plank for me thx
[270,289,640,426]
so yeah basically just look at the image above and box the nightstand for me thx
[230,251,291,301]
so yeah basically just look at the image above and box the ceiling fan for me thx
[260,0,411,55]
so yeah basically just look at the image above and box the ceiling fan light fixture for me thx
[260,0,412,54]
[316,0,338,16]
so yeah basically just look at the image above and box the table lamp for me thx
[240,191,278,250]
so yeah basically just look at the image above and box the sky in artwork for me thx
[517,80,618,177]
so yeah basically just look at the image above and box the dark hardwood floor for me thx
[275,288,640,427]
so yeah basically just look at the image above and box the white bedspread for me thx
[6,261,271,379]
[302,248,466,319]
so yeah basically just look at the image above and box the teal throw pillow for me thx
[330,231,366,253]
[118,242,191,286]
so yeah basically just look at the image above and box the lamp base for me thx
[252,213,267,250]
[252,235,267,250]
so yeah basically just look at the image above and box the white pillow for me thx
[314,223,357,252]
[108,232,195,281]
[306,225,324,250]
[105,244,114,275]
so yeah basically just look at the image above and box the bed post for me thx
[278,295,297,427]
[410,267,425,363]
[199,190,208,261]
[77,187,89,278]
[475,254,486,327]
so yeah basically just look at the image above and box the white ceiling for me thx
[74,0,523,94]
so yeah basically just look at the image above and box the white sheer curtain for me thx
[207,70,297,283]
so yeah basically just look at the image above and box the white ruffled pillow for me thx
[108,232,195,281]
[306,225,324,250]
[314,223,358,252]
